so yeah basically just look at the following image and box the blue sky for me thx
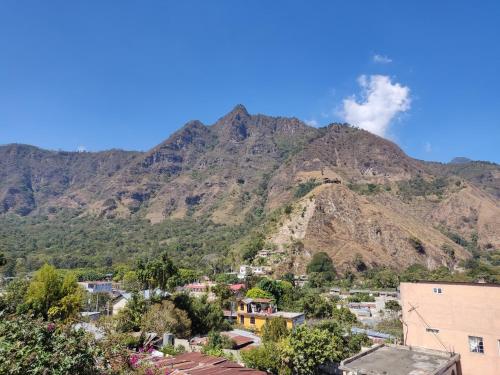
[1,1,499,163]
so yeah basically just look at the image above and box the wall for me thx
[401,282,500,375]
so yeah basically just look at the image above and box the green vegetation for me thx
[0,211,257,273]
[306,252,336,286]
[347,182,384,195]
[347,293,375,303]
[294,179,321,198]
[25,264,84,321]
[0,316,102,375]
[245,287,274,300]
[397,176,448,200]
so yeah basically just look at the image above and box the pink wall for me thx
[401,282,500,375]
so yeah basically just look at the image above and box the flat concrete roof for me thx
[340,344,459,375]
[271,311,304,319]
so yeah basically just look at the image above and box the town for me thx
[1,252,498,374]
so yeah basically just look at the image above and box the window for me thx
[433,287,442,294]
[240,316,244,325]
[250,316,255,325]
[469,336,484,353]
[498,340,500,355]
[426,328,439,334]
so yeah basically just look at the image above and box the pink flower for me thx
[145,369,154,375]
[129,354,139,367]
[47,323,56,332]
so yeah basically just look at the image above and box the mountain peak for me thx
[217,104,250,125]
[230,104,249,116]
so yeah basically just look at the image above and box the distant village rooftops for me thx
[340,344,459,375]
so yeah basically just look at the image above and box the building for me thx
[340,344,460,375]
[401,281,500,375]
[78,281,113,294]
[183,281,216,300]
[112,289,171,315]
[351,327,395,344]
[134,351,266,374]
[237,297,305,331]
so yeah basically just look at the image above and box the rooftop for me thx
[270,311,304,319]
[140,351,266,374]
[340,344,459,375]
[406,280,500,288]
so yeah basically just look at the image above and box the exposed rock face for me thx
[1,105,499,270]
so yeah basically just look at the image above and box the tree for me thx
[262,317,289,343]
[116,292,148,332]
[172,293,229,335]
[141,300,192,338]
[136,253,178,291]
[121,271,140,292]
[241,342,282,374]
[0,278,29,314]
[256,278,293,307]
[306,252,336,286]
[385,300,401,312]
[0,315,101,375]
[212,283,233,308]
[299,293,334,319]
[279,325,343,375]
[25,264,83,321]
[245,287,274,300]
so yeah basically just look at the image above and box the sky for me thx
[1,1,499,163]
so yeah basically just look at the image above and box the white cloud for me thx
[305,119,318,127]
[77,145,87,153]
[373,54,392,64]
[341,75,411,137]
[424,142,432,153]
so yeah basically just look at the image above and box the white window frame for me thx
[468,336,484,354]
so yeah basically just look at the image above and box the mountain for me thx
[1,105,499,274]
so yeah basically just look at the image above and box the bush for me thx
[0,316,101,375]
[294,179,321,198]
[245,287,274,300]
[141,300,192,339]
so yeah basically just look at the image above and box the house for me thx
[340,343,460,375]
[351,327,395,344]
[237,297,305,331]
[183,281,216,300]
[112,289,171,315]
[238,265,251,279]
[401,281,500,375]
[133,351,266,374]
[78,281,112,294]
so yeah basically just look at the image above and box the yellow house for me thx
[237,297,305,331]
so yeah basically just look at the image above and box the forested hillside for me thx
[1,105,499,278]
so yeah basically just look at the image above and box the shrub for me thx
[0,316,101,375]
[294,179,321,198]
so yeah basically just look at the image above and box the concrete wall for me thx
[401,282,500,375]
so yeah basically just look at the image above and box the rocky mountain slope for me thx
[1,105,499,272]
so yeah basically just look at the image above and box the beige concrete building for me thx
[401,281,500,375]
[340,344,459,375]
